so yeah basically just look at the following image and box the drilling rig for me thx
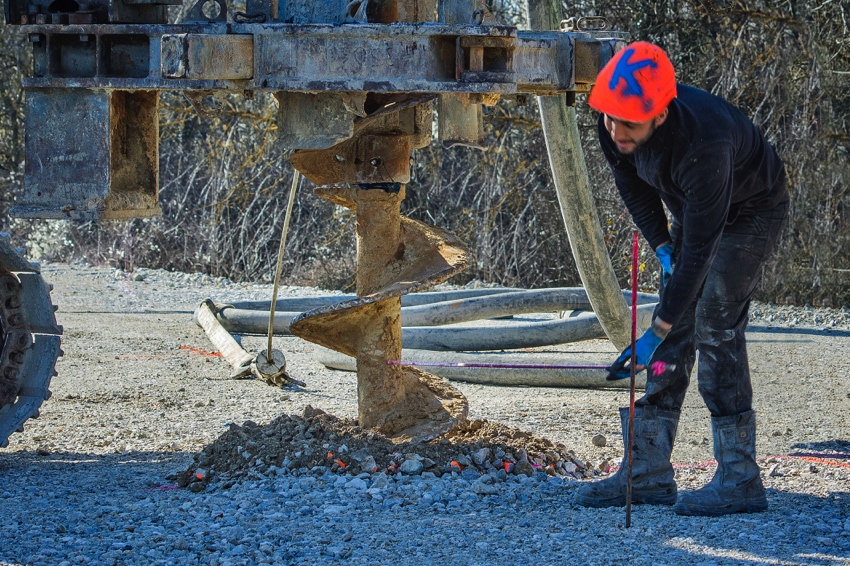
[1,0,629,445]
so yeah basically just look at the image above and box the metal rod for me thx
[626,231,639,528]
[388,360,609,370]
[267,170,301,360]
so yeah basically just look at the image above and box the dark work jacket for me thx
[598,84,788,326]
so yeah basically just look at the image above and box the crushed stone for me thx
[178,405,594,491]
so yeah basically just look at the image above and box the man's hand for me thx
[606,322,669,380]
[655,243,674,286]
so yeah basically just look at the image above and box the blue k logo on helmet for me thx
[589,41,677,122]
[608,48,658,99]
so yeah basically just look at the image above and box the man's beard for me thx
[616,121,658,155]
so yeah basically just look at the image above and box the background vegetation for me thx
[1,0,848,306]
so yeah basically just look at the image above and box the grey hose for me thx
[195,299,253,378]
[528,1,635,350]
[395,303,654,351]
[198,288,657,351]
[316,347,647,389]
[202,288,657,335]
[199,287,522,335]
[398,289,657,327]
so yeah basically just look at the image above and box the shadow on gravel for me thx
[59,309,196,315]
[748,325,850,338]
[659,489,850,565]
[0,449,190,485]
[790,439,850,456]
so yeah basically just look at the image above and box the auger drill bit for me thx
[290,183,469,442]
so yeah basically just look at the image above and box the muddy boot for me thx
[674,410,767,516]
[574,406,679,508]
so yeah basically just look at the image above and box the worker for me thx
[574,41,789,516]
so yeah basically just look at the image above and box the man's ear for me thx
[654,107,669,127]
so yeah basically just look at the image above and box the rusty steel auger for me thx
[289,184,470,442]
[287,98,469,442]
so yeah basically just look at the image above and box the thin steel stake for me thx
[267,170,301,360]
[626,231,639,528]
[388,360,608,370]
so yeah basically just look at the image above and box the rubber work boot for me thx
[674,410,767,516]
[574,406,679,508]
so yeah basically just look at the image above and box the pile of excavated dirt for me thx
[177,406,594,491]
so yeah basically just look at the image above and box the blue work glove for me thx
[606,324,667,380]
[655,243,674,286]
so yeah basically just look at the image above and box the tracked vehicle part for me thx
[0,236,62,448]
[290,184,469,442]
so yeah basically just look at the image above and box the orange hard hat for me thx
[588,41,677,122]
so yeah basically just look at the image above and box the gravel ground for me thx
[1,261,849,566]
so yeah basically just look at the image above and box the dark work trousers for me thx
[637,200,788,418]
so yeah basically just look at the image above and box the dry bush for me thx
[40,92,358,289]
[568,0,850,306]
[0,0,847,306]
[0,15,28,222]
